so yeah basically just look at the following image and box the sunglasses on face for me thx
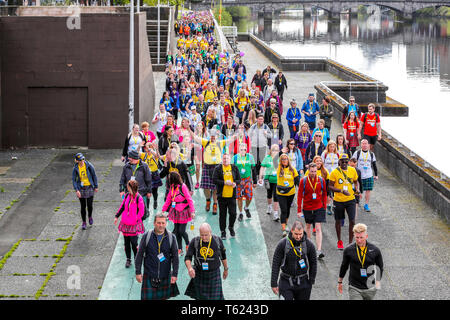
[289,143,295,145]
[315,135,322,138]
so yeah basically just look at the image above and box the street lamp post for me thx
[129,0,135,131]
[157,0,160,64]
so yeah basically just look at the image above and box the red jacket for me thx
[232,134,250,155]
[297,176,327,211]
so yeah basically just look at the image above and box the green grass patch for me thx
[0,239,22,270]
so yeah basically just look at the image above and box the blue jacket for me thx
[287,149,304,173]
[312,127,330,147]
[301,100,320,122]
[161,97,175,112]
[286,106,302,127]
[72,161,98,191]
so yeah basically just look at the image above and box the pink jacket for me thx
[115,193,145,225]
[162,183,195,214]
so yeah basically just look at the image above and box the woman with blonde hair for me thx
[140,141,162,210]
[245,109,257,128]
[235,89,249,124]
[276,153,300,237]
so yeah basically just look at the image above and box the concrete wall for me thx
[1,12,154,149]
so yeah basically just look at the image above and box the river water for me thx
[235,9,450,176]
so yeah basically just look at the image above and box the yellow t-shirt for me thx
[305,167,329,180]
[222,165,234,198]
[202,138,226,165]
[140,152,158,172]
[329,166,358,202]
[185,39,193,48]
[235,96,249,112]
[276,167,299,197]
[177,38,185,48]
[203,90,217,103]
[78,163,91,187]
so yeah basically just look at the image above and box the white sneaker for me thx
[273,211,280,222]
[267,204,273,215]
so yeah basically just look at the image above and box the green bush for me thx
[213,7,233,26]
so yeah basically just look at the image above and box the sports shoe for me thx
[267,205,272,215]
[364,204,371,212]
[89,217,94,226]
[273,211,280,222]
[282,230,288,238]
[327,205,332,215]
[195,182,200,189]
[221,231,226,240]
[212,203,218,215]
[178,249,184,256]
[206,199,211,212]
[245,208,251,218]
[238,213,243,222]
[317,251,325,259]
[229,228,235,238]
[337,240,344,250]
[313,228,316,235]
[82,222,87,230]
[125,259,131,268]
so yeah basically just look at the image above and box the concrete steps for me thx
[146,18,169,65]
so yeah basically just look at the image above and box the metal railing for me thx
[221,25,237,37]
[320,80,384,105]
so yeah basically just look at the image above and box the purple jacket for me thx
[295,131,312,150]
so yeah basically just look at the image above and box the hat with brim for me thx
[339,153,349,161]
[75,153,85,161]
[128,150,139,160]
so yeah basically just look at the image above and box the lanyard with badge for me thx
[357,245,368,277]
[200,237,212,271]
[338,168,352,192]
[131,162,140,181]
[308,176,318,200]
[362,151,370,170]
[239,154,247,175]
[290,239,307,269]
[171,185,180,209]
[210,143,217,162]
[157,234,166,262]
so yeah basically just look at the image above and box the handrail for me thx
[209,8,232,53]
[166,5,172,57]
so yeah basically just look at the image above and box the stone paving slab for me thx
[0,256,55,276]
[0,275,44,296]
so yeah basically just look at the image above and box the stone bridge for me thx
[189,0,450,19]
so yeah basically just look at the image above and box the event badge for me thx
[202,262,209,271]
[343,185,348,191]
[371,123,375,127]
[312,193,317,200]
[350,132,354,137]
[272,172,277,176]
[172,201,176,208]
[360,269,367,277]
[157,253,166,262]
[364,166,369,170]
[299,259,306,269]
[212,156,217,162]
[80,182,84,187]
[130,176,136,181]
[284,181,289,186]
[241,168,246,174]
[190,222,194,230]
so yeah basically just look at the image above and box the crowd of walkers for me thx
[71,10,384,301]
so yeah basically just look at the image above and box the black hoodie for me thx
[271,232,317,287]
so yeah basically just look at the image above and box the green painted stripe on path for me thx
[99,181,276,300]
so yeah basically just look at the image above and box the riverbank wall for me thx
[237,32,450,223]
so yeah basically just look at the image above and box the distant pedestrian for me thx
[301,93,320,133]
[135,213,180,300]
[271,220,317,300]
[286,99,302,139]
[114,180,146,268]
[338,223,383,300]
[121,124,146,162]
[185,223,228,300]
[72,153,98,230]
[358,103,382,151]
[319,96,334,132]
[341,96,360,124]
[274,71,288,101]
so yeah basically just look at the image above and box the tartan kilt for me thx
[236,176,253,200]
[79,186,94,199]
[184,268,224,300]
[361,177,374,191]
[141,276,180,300]
[168,206,192,224]
[118,220,145,236]
[151,171,163,189]
[200,164,217,190]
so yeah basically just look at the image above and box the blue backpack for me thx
[302,176,325,197]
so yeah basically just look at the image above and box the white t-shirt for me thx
[321,151,339,173]
[352,150,376,180]
[153,111,168,133]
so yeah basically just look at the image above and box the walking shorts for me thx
[333,199,356,221]
[303,208,326,224]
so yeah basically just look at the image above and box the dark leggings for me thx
[173,223,189,250]
[124,235,138,260]
[79,197,93,223]
[278,194,295,224]
[152,187,158,203]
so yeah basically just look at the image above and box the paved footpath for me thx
[0,41,449,300]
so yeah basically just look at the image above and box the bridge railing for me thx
[318,80,385,106]
[209,9,232,53]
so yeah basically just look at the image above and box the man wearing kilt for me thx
[185,223,228,300]
[190,128,237,215]
[135,213,180,300]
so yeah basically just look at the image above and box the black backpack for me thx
[193,235,223,267]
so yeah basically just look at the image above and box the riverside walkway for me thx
[0,39,448,300]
